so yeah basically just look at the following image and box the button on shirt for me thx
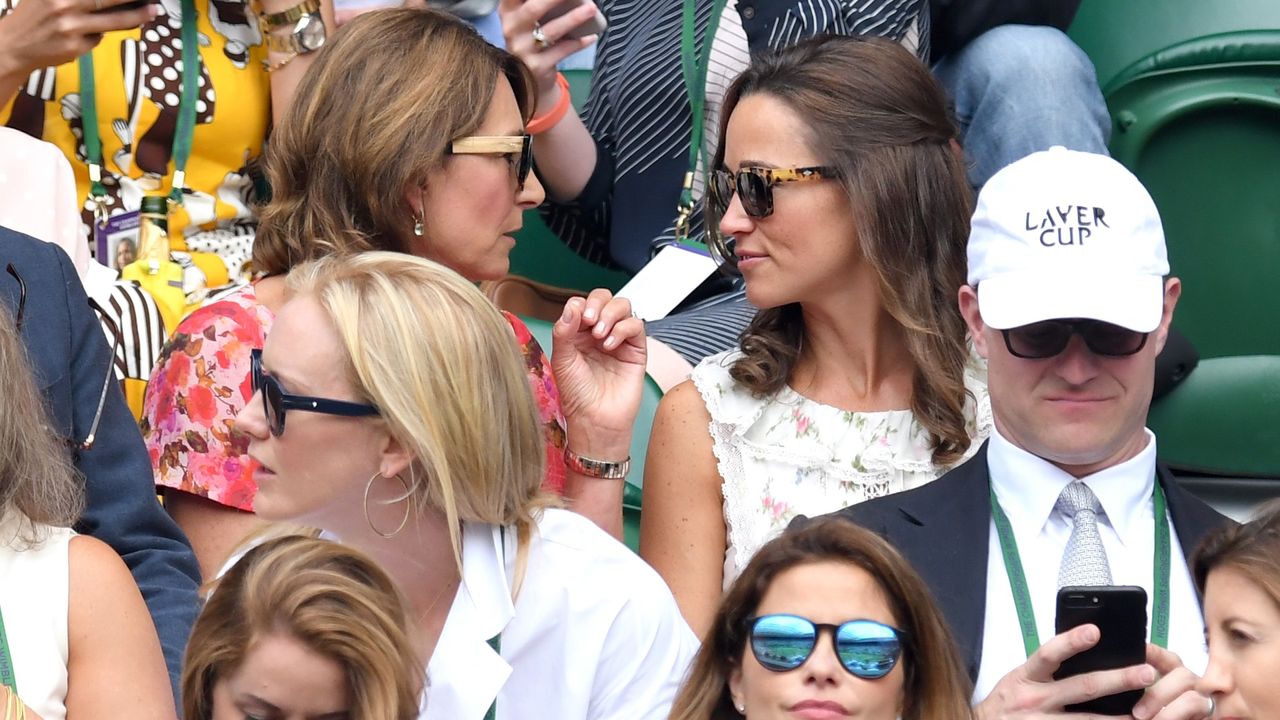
[972,428,1207,702]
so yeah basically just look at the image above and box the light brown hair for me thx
[669,518,973,720]
[706,35,974,465]
[254,6,536,275]
[1194,500,1280,607]
[0,302,82,546]
[182,535,422,720]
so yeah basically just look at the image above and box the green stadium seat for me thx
[518,315,661,552]
[509,69,630,293]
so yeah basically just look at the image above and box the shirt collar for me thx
[425,522,516,719]
[988,427,1157,546]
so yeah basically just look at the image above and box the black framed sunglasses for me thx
[710,165,835,219]
[747,614,907,679]
[250,349,379,437]
[449,134,534,190]
[1001,319,1149,360]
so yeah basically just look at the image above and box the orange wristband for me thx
[527,73,572,135]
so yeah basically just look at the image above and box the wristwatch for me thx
[253,0,327,55]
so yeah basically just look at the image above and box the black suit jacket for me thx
[807,440,1232,681]
[0,227,199,704]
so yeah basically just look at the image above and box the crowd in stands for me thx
[0,0,1271,719]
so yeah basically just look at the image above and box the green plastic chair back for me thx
[509,69,630,293]
[518,315,660,552]
[1147,356,1280,477]
[1102,31,1280,358]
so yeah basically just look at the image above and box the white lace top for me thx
[691,349,993,588]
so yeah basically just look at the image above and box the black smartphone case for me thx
[1053,585,1148,715]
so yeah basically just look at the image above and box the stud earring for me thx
[735,703,745,714]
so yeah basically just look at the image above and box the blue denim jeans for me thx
[933,25,1111,189]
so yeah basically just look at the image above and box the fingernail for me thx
[594,321,607,335]
[559,304,572,324]
[1132,702,1151,720]
[604,336,618,349]
[584,307,597,322]
[1139,665,1157,684]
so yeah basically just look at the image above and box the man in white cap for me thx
[810,147,1230,718]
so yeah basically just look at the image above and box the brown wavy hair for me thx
[254,6,536,275]
[1193,500,1280,606]
[182,535,422,720]
[706,35,974,465]
[668,517,974,720]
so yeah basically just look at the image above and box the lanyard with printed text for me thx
[482,526,508,720]
[77,0,202,225]
[674,0,729,242]
[0,605,16,693]
[990,477,1171,658]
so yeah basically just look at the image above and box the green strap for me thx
[990,478,1171,657]
[0,604,16,693]
[77,0,203,218]
[675,0,728,240]
[483,525,507,720]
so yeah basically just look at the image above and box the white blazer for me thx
[424,509,699,720]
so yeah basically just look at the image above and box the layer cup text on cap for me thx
[966,147,1170,333]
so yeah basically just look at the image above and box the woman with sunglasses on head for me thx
[141,6,644,581]
[641,35,992,637]
[670,517,973,720]
[233,251,697,718]
[1193,499,1280,719]
[0,304,174,719]
[182,534,422,720]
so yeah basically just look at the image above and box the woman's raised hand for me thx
[0,0,156,83]
[551,289,645,460]
[498,0,597,101]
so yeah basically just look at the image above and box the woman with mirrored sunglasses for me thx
[233,252,698,719]
[642,35,992,637]
[670,517,973,720]
[141,7,646,582]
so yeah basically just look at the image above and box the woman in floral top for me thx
[143,10,645,580]
[641,37,992,637]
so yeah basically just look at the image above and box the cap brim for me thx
[977,272,1166,332]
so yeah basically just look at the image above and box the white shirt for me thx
[425,509,700,720]
[972,428,1207,702]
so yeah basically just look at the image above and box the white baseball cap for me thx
[967,147,1169,332]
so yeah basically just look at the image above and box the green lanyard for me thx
[0,605,15,693]
[990,478,1171,658]
[78,0,202,224]
[674,0,729,241]
[482,526,507,720]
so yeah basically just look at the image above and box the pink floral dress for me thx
[142,285,567,511]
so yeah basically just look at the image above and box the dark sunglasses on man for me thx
[1001,319,1149,360]
[449,134,534,190]
[709,165,836,220]
[747,614,908,679]
[250,349,379,437]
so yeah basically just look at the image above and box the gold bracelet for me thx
[563,448,630,479]
[263,51,299,73]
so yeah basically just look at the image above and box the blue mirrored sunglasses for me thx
[747,614,906,679]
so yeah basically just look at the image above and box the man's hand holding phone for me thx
[498,0,601,105]
[976,625,1212,720]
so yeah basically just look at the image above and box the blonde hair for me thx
[287,252,553,576]
[0,302,82,546]
[182,535,422,720]
[254,6,536,275]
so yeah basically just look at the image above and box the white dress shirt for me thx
[972,428,1207,702]
[424,509,700,720]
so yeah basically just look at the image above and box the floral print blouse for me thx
[142,284,567,512]
[691,349,993,588]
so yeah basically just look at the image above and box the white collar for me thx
[425,522,517,719]
[988,427,1158,547]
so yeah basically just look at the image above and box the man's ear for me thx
[958,285,988,359]
[1151,277,1182,355]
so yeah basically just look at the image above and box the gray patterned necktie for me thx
[1056,482,1113,588]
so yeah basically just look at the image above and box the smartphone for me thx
[538,0,607,40]
[98,0,153,11]
[1053,586,1148,715]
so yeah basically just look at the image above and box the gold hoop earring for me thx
[364,469,413,538]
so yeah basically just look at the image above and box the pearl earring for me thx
[413,215,424,237]
[735,703,745,714]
